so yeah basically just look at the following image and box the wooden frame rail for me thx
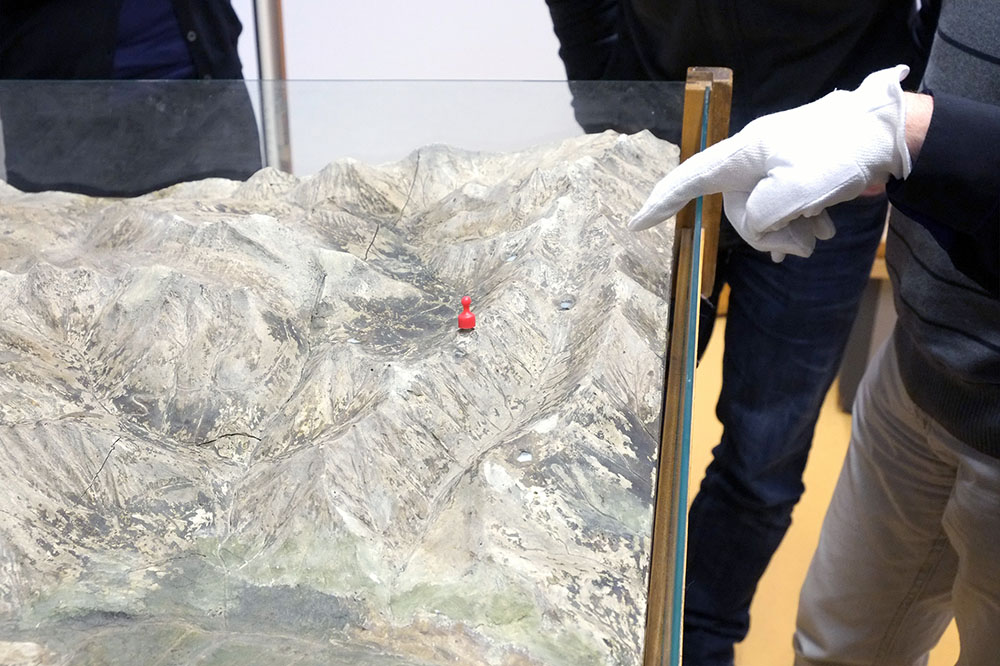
[643,66,732,666]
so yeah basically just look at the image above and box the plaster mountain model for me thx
[0,131,678,665]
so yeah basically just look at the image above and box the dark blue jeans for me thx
[682,195,887,665]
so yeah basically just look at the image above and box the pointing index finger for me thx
[628,136,756,231]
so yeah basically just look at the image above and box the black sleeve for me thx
[0,0,121,78]
[887,92,1000,294]
[171,0,244,79]
[888,92,1000,234]
[544,0,619,79]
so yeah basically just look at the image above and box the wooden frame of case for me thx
[644,66,733,666]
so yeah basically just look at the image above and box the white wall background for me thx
[231,1,566,80]
[229,1,576,172]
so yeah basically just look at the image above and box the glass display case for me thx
[0,74,729,666]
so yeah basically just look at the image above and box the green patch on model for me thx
[391,582,604,665]
[195,526,393,609]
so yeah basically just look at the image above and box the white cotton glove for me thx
[629,65,912,261]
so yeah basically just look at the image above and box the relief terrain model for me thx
[0,131,678,665]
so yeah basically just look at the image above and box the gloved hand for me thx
[629,65,912,261]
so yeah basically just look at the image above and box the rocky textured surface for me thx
[0,131,678,665]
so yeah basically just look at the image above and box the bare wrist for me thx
[904,92,934,163]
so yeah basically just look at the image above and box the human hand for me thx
[629,65,912,261]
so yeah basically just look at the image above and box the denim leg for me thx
[682,195,887,665]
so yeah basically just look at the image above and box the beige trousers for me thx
[794,333,1000,666]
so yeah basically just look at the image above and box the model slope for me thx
[0,131,678,665]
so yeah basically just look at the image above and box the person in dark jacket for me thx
[544,2,924,663]
[628,0,1000,661]
[0,0,261,196]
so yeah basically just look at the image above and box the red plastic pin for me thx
[458,295,476,330]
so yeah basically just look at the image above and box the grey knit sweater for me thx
[886,0,1000,457]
